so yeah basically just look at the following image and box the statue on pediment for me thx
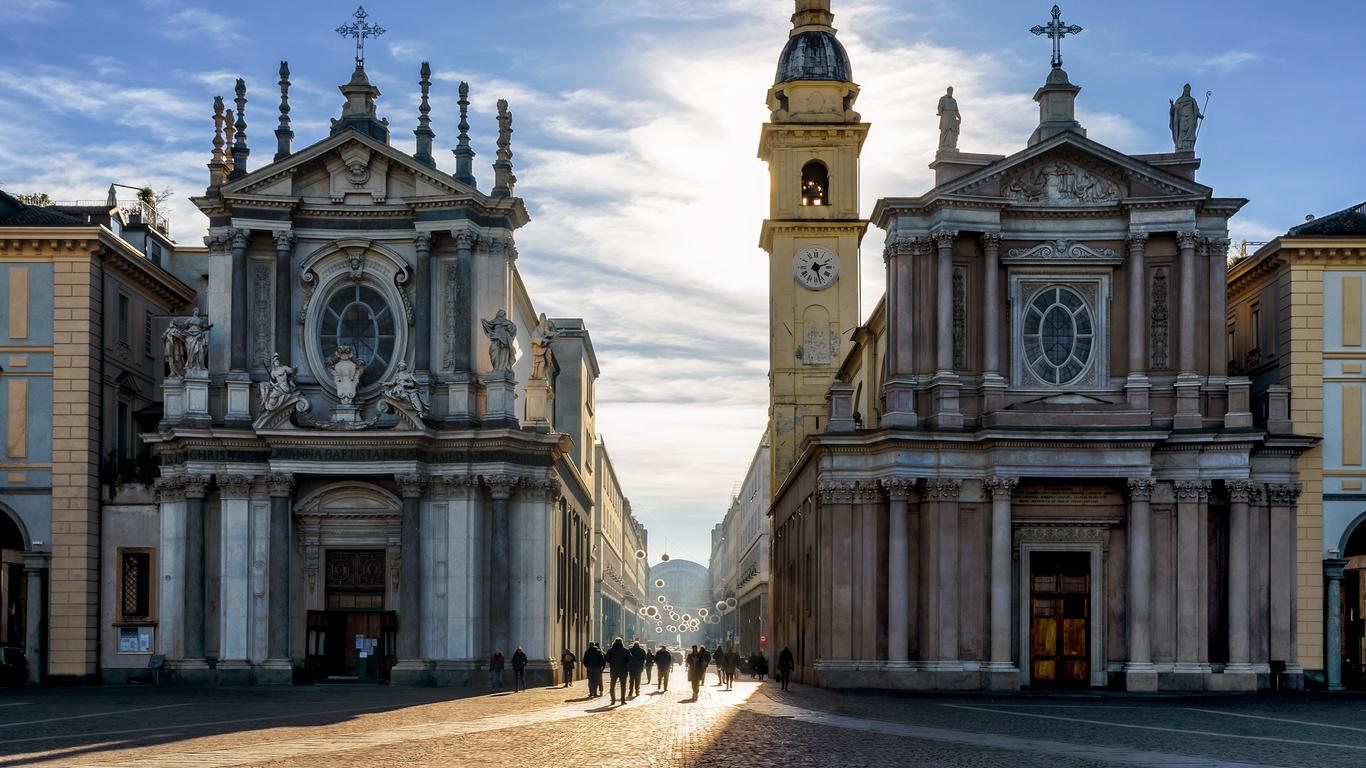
[163,308,212,377]
[326,346,366,404]
[1169,83,1203,152]
[381,360,428,416]
[258,353,298,411]
[482,310,519,372]
[530,313,558,381]
[937,87,960,151]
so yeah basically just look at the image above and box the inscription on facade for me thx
[1013,485,1122,506]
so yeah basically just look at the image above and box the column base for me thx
[171,658,212,685]
[881,379,918,428]
[1168,663,1212,691]
[1172,375,1203,430]
[1124,373,1151,411]
[389,659,432,686]
[984,663,1021,691]
[225,371,253,426]
[1207,668,1258,691]
[981,375,1006,415]
[216,659,253,686]
[1123,663,1159,692]
[256,659,294,685]
[929,373,963,429]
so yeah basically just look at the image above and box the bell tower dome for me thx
[760,0,868,491]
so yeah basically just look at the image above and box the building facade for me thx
[707,436,770,654]
[130,49,616,686]
[592,439,649,645]
[1227,202,1366,689]
[764,1,1311,691]
[0,189,197,684]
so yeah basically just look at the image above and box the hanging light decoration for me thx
[655,579,665,588]
[660,553,670,562]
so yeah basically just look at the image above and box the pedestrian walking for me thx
[489,649,505,691]
[757,650,769,680]
[686,645,705,699]
[511,646,528,692]
[583,642,605,698]
[644,646,655,685]
[654,644,673,691]
[778,645,794,691]
[627,640,647,698]
[723,648,738,690]
[605,637,631,705]
[560,647,577,688]
[713,644,724,685]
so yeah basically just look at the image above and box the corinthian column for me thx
[1226,480,1254,675]
[395,474,427,663]
[229,228,251,372]
[984,476,1018,681]
[181,475,210,668]
[882,478,915,664]
[1177,231,1199,374]
[272,231,294,365]
[1207,237,1231,376]
[981,233,1002,377]
[1126,233,1150,409]
[413,232,433,374]
[933,230,958,375]
[264,473,294,679]
[1124,478,1157,690]
[486,475,518,656]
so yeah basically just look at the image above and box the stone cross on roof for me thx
[1030,4,1082,69]
[336,5,386,68]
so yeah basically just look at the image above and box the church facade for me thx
[764,2,1312,690]
[110,42,612,685]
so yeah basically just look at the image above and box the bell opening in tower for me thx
[801,161,829,206]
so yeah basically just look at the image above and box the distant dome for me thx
[774,30,851,85]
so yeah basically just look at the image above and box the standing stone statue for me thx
[1169,83,1202,152]
[482,310,519,372]
[382,360,428,416]
[258,353,298,411]
[530,313,557,381]
[937,86,961,151]
[162,320,187,377]
[326,346,366,404]
[180,308,212,374]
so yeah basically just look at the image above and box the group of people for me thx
[501,642,798,698]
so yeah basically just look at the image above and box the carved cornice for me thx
[923,478,961,500]
[1226,479,1255,504]
[485,474,518,500]
[816,479,857,504]
[395,473,427,499]
[984,476,1018,500]
[1125,478,1155,502]
[1004,239,1119,263]
[881,477,917,501]
[267,472,295,497]
[182,474,211,499]
[218,474,255,498]
[1015,523,1111,546]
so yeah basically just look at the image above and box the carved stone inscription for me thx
[1013,484,1124,508]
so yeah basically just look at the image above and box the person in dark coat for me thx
[722,648,738,690]
[654,644,673,691]
[582,642,605,698]
[511,646,528,692]
[644,644,655,685]
[489,649,505,691]
[757,650,769,680]
[627,640,647,698]
[605,637,631,704]
[685,645,704,698]
[713,644,725,685]
[560,647,577,688]
[778,646,795,691]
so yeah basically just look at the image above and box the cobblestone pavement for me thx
[4,679,1366,767]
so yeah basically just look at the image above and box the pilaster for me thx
[391,473,430,685]
[216,474,255,684]
[1124,478,1158,690]
[983,476,1019,688]
[1125,233,1151,411]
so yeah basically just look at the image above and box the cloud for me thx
[144,2,246,47]
[1,0,67,24]
[1201,50,1260,73]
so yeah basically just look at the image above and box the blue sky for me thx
[2,0,1363,566]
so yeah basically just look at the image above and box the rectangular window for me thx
[118,293,131,343]
[120,550,153,621]
[1227,323,1236,366]
[7,267,29,339]
[1250,304,1262,350]
[143,312,153,359]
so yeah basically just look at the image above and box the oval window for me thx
[319,283,395,387]
[1023,286,1094,385]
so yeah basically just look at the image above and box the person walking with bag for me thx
[488,649,505,691]
[510,646,528,692]
[560,647,577,688]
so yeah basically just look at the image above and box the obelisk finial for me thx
[275,61,293,161]
[414,61,436,168]
[208,96,228,191]
[492,98,516,198]
[229,78,249,179]
[452,80,477,187]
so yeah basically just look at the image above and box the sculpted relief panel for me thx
[1003,159,1120,204]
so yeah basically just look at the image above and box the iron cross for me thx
[1030,5,1082,69]
[336,6,386,68]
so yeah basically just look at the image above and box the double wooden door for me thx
[1029,551,1090,687]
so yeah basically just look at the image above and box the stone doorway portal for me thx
[1028,551,1090,687]
[304,549,396,680]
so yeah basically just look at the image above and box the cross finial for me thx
[336,5,386,68]
[1030,4,1082,69]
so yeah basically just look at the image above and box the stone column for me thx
[22,552,48,684]
[1125,233,1151,409]
[933,230,957,375]
[882,478,915,665]
[264,473,294,682]
[1207,237,1230,376]
[1325,555,1348,691]
[413,232,433,374]
[394,474,427,678]
[181,475,210,669]
[1173,480,1210,676]
[880,237,925,428]
[1124,478,1157,689]
[984,476,1018,684]
[1268,483,1301,681]
[924,478,961,672]
[1174,231,1202,428]
[217,474,255,683]
[446,230,478,422]
[229,228,250,371]
[1226,480,1255,676]
[272,231,294,365]
[981,233,1006,413]
[486,475,517,657]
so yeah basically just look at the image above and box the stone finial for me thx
[229,78,249,180]
[413,61,435,168]
[452,81,476,187]
[223,108,236,172]
[208,96,228,191]
[275,61,293,161]
[492,98,516,198]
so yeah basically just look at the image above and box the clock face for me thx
[794,246,839,290]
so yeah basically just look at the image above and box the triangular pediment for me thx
[221,129,479,202]
[937,132,1210,204]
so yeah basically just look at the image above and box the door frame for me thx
[1015,523,1109,688]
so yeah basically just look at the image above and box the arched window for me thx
[801,161,829,206]
[318,283,396,388]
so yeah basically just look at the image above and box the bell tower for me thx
[760,0,867,491]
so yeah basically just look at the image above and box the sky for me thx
[1,0,1363,567]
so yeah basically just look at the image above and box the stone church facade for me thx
[765,2,1312,690]
[129,52,603,685]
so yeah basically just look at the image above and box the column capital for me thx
[1226,479,1255,503]
[1126,232,1149,251]
[855,480,884,503]
[227,226,251,252]
[883,237,918,261]
[1173,479,1209,500]
[1125,478,1155,501]
[923,478,961,500]
[441,474,480,492]
[413,231,433,253]
[980,231,1002,250]
[1267,482,1302,505]
[266,472,295,497]
[452,228,479,249]
[520,477,563,503]
[182,474,211,499]
[816,479,857,504]
[984,476,1018,500]
[931,229,959,249]
[1176,230,1200,250]
[881,477,917,501]
[204,231,233,254]
[272,229,295,253]
[395,473,428,499]
[154,476,185,502]
[1204,236,1230,259]
[218,474,255,499]
[484,474,518,500]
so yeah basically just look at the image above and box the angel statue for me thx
[258,353,298,411]
[381,361,429,416]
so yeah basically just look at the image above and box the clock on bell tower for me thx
[760,0,868,491]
